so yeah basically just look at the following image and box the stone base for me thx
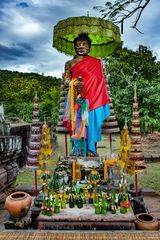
[38,220,135,231]
[37,205,135,230]
[3,211,32,229]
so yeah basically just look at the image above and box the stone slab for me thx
[37,204,135,230]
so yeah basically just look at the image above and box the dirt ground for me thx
[141,132,160,155]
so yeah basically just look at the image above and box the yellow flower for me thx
[37,169,42,175]
[47,159,52,165]
[91,170,98,175]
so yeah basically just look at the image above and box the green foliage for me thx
[15,102,34,123]
[0,44,160,133]
[105,45,160,132]
[0,70,61,126]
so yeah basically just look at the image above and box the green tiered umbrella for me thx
[53,16,121,57]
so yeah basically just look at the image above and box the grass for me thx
[15,169,42,186]
[127,162,160,193]
[15,133,160,193]
[15,158,57,186]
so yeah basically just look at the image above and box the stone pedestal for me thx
[37,204,135,230]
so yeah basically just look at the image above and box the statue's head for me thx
[74,33,91,56]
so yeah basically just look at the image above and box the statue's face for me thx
[74,40,90,56]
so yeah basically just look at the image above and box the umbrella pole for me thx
[135,173,138,197]
[109,133,113,157]
[65,133,68,157]
[34,169,38,196]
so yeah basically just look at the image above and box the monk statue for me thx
[63,33,110,157]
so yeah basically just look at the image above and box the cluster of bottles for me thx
[93,187,131,215]
[40,179,131,216]
[41,180,86,216]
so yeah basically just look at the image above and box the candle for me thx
[72,160,76,181]
[104,160,108,180]
[75,162,81,181]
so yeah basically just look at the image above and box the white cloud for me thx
[31,0,71,7]
[1,7,45,38]
[5,63,37,73]
[1,0,160,76]
[13,14,44,37]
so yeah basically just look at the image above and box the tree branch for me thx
[94,0,151,34]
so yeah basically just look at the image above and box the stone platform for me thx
[37,204,135,230]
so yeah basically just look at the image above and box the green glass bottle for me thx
[76,181,81,194]
[77,193,83,208]
[88,189,94,204]
[46,192,53,216]
[41,194,47,215]
[61,177,66,191]
[93,191,98,205]
[111,189,116,201]
[106,187,110,199]
[118,193,123,207]
[82,192,86,204]
[101,195,107,215]
[69,179,76,195]
[99,186,103,200]
[93,190,100,214]
[61,191,67,209]
[110,193,116,214]
[54,194,60,213]
[94,202,100,214]
[120,194,127,214]
[69,193,75,208]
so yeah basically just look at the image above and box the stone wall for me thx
[0,122,57,202]
[0,136,20,202]
[10,123,31,167]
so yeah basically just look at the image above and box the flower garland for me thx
[37,122,53,175]
[70,79,76,132]
[117,125,131,174]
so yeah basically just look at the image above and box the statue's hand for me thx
[64,79,71,86]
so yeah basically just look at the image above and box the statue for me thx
[63,34,110,157]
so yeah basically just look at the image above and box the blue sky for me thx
[0,0,160,78]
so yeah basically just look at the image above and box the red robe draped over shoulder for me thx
[71,55,110,111]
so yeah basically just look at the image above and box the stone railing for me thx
[0,135,22,202]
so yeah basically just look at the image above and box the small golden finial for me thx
[124,117,128,129]
[35,91,38,99]
[134,82,137,100]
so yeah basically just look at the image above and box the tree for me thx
[105,45,160,132]
[0,70,61,125]
[94,0,150,33]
